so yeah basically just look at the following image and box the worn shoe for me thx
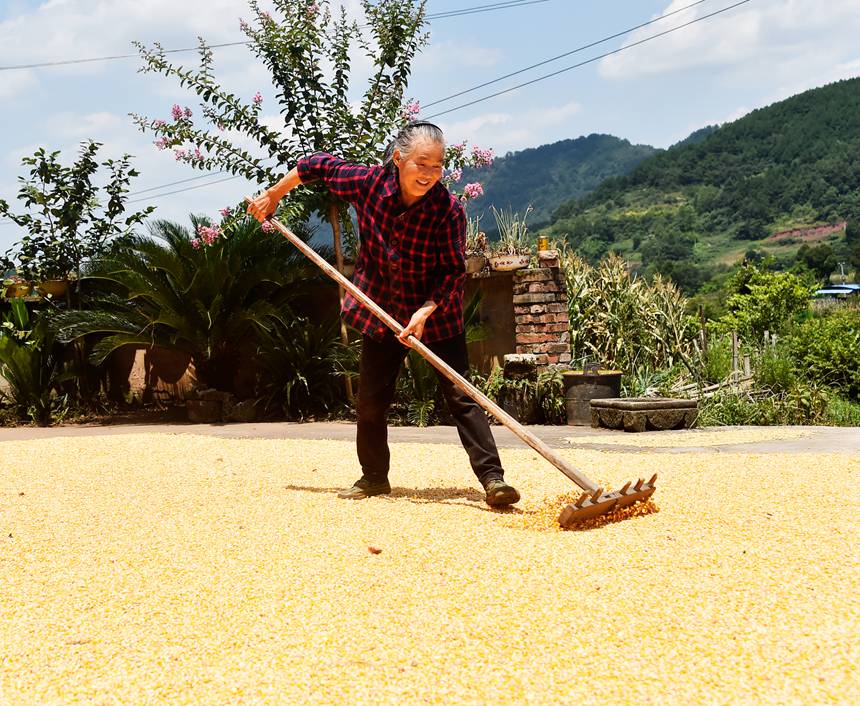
[337,476,392,499]
[483,476,520,507]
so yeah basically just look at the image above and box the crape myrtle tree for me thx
[132,0,492,251]
[132,0,494,398]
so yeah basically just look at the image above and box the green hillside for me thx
[461,133,658,228]
[542,77,860,291]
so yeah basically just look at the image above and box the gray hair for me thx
[383,121,445,169]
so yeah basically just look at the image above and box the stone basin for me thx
[590,396,698,432]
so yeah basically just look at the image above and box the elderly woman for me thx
[247,121,519,507]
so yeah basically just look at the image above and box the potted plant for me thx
[465,216,488,275]
[36,272,72,298]
[489,205,533,271]
[3,273,32,298]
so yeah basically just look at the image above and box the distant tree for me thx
[795,243,837,283]
[718,267,815,341]
[744,249,765,265]
[849,238,860,274]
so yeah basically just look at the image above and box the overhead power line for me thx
[425,0,548,20]
[121,0,713,201]
[128,170,229,196]
[424,0,751,119]
[3,0,747,209]
[125,174,249,204]
[422,0,710,109]
[0,0,549,72]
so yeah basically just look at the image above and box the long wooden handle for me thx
[253,205,599,493]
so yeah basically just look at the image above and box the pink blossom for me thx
[153,119,166,128]
[463,182,484,200]
[171,104,183,121]
[196,224,222,245]
[262,10,271,20]
[239,18,249,32]
[191,238,202,249]
[261,220,275,233]
[253,91,263,106]
[401,99,420,121]
[193,148,203,162]
[154,137,169,151]
[471,146,494,168]
[184,106,193,118]
[219,207,231,218]
[174,148,187,161]
[450,167,462,182]
[452,141,467,155]
[307,3,320,16]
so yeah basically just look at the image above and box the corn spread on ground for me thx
[1,431,857,705]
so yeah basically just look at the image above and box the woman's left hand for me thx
[397,301,437,347]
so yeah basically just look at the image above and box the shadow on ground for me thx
[281,484,522,515]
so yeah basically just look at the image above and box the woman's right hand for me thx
[247,190,278,223]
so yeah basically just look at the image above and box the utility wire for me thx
[4,1,747,209]
[424,0,751,119]
[425,0,548,20]
[0,0,549,71]
[121,1,709,200]
[125,174,249,204]
[105,1,750,207]
[128,170,230,196]
[422,0,709,108]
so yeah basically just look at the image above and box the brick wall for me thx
[512,259,571,368]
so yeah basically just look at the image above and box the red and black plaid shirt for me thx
[297,152,467,343]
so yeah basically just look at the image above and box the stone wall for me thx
[512,257,571,368]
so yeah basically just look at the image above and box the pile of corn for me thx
[1,432,857,704]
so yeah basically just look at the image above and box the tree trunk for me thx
[328,203,354,402]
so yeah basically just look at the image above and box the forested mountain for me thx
[461,133,657,228]
[542,77,860,290]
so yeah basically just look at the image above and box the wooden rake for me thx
[250,203,657,528]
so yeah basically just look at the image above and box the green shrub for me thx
[786,308,860,400]
[823,394,860,426]
[254,315,352,421]
[753,344,797,393]
[472,365,566,425]
[0,306,75,426]
[700,337,733,385]
[716,265,814,341]
[697,381,830,426]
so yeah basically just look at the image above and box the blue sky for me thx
[2,0,859,254]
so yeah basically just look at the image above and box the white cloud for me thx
[599,0,860,83]
[439,99,584,154]
[0,69,37,100]
[43,111,125,139]
[0,0,281,101]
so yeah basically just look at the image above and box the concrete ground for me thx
[0,420,857,454]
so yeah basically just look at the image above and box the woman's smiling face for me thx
[394,138,445,205]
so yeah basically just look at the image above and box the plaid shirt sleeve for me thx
[296,152,372,203]
[429,200,467,309]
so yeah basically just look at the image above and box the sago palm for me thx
[50,215,327,393]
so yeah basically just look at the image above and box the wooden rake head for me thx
[558,474,657,528]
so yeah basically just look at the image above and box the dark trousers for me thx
[356,331,504,486]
